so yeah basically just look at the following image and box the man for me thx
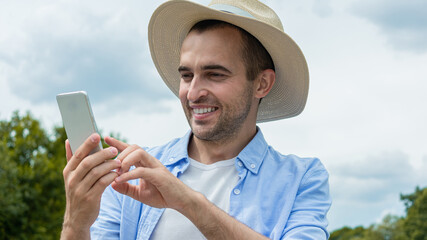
[61,0,331,239]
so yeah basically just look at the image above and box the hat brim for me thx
[148,0,309,122]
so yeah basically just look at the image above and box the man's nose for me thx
[187,76,208,102]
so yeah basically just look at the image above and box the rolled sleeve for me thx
[282,160,332,239]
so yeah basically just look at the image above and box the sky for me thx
[1,0,426,232]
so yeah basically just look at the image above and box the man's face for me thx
[178,26,257,142]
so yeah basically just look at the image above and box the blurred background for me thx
[1,0,426,239]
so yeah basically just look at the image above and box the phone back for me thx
[56,91,102,154]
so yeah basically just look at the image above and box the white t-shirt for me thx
[150,157,239,240]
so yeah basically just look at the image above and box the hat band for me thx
[209,4,255,19]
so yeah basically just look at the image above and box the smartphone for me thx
[56,91,103,155]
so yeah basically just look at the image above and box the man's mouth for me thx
[193,107,218,114]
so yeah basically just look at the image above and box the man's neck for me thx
[188,125,257,165]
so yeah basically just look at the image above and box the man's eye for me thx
[209,72,226,79]
[181,73,193,81]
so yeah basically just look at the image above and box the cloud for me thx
[327,150,426,229]
[330,150,419,202]
[312,0,333,18]
[0,1,174,113]
[351,0,427,53]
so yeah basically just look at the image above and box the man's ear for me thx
[254,69,275,99]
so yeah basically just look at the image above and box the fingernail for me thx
[91,134,97,143]
[115,176,121,182]
[113,160,122,168]
[110,147,118,155]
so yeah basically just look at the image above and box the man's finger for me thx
[111,180,142,201]
[72,147,119,184]
[114,144,139,168]
[115,167,159,185]
[111,181,131,196]
[90,171,119,197]
[119,148,160,175]
[105,136,129,152]
[65,133,101,172]
[65,139,73,162]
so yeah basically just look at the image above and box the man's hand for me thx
[106,137,268,240]
[106,136,197,212]
[61,134,121,240]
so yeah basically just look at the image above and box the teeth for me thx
[194,107,215,114]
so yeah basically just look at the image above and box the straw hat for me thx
[148,0,309,122]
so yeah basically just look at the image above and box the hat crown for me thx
[208,0,284,31]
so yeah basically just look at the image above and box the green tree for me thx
[372,214,407,240]
[401,187,427,240]
[330,186,427,240]
[330,226,369,240]
[0,111,67,239]
[329,225,385,240]
[0,111,125,239]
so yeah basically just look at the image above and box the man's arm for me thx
[107,137,268,240]
[183,191,269,239]
[282,161,331,239]
[61,134,121,240]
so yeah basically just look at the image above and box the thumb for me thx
[111,181,131,195]
[111,180,148,201]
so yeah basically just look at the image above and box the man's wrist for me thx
[61,220,91,240]
[176,190,207,220]
[177,191,220,234]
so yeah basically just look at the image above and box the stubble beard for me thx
[184,84,254,145]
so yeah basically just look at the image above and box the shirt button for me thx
[169,157,175,162]
[233,189,241,195]
[237,161,243,167]
[250,164,256,169]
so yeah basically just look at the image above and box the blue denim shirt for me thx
[91,128,331,239]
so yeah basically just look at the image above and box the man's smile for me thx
[192,107,218,114]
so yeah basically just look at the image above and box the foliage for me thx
[331,186,427,240]
[401,187,427,240]
[0,111,67,239]
[0,111,125,239]
[330,226,372,240]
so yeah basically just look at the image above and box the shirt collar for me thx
[236,127,268,174]
[163,130,191,166]
[164,127,269,175]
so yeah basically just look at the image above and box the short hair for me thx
[189,20,275,81]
